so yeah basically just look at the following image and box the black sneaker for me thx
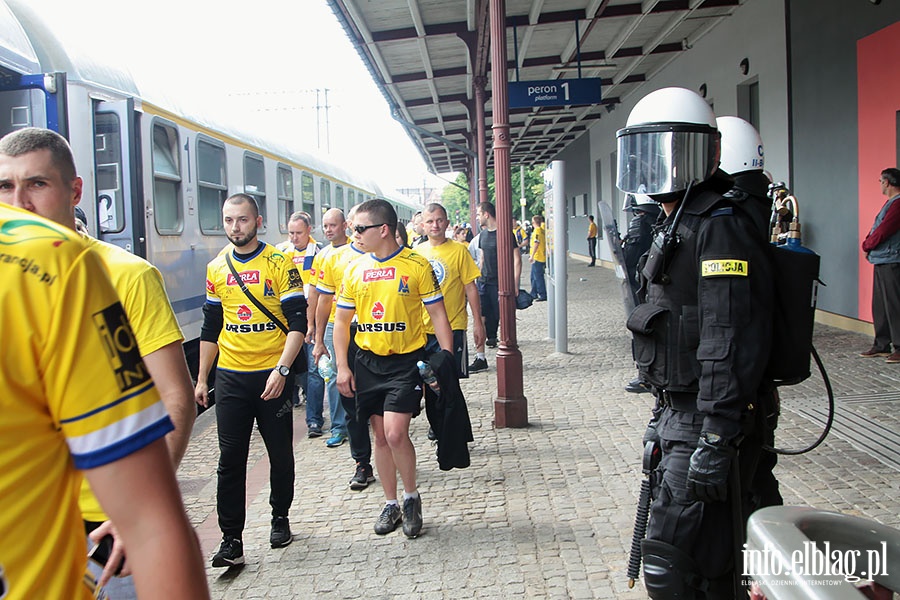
[211,536,244,568]
[402,495,423,538]
[374,503,402,535]
[468,357,488,373]
[349,463,375,490]
[307,424,323,438]
[486,338,498,348]
[427,427,437,441]
[270,516,292,548]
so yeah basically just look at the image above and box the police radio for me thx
[640,181,694,285]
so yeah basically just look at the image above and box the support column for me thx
[474,76,489,224]
[468,155,478,222]
[490,0,527,428]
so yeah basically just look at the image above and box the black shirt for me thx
[479,229,498,285]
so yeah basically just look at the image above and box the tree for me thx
[440,172,470,225]
[487,164,547,222]
[438,164,547,226]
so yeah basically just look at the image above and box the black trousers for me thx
[480,281,500,341]
[588,237,597,263]
[341,326,372,466]
[872,262,900,351]
[646,399,779,598]
[215,368,294,538]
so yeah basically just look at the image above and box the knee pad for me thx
[641,539,703,599]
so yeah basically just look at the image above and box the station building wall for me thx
[788,0,900,325]
[555,0,900,327]
[558,0,789,267]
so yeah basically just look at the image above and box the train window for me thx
[93,112,124,234]
[151,121,182,234]
[335,185,344,213]
[244,153,266,230]
[301,172,315,228]
[277,164,294,233]
[197,137,227,233]
[320,179,331,220]
[347,189,355,209]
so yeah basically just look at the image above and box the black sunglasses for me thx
[353,223,385,234]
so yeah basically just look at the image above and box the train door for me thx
[0,72,68,137]
[93,99,145,257]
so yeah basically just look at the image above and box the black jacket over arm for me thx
[424,349,473,470]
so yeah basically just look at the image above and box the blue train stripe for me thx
[170,294,207,314]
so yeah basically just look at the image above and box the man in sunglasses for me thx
[333,199,454,539]
[313,206,372,487]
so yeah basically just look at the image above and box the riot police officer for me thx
[718,116,784,512]
[623,193,662,304]
[717,116,772,239]
[618,88,775,598]
[623,193,661,394]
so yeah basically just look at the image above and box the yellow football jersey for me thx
[0,204,169,599]
[531,225,547,262]
[277,238,319,295]
[315,242,365,324]
[309,236,347,289]
[205,242,304,371]
[413,240,481,332]
[78,236,185,522]
[337,246,443,356]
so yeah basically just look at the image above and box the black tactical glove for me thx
[642,404,663,446]
[642,419,660,446]
[687,432,735,503]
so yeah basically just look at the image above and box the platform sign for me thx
[508,78,602,109]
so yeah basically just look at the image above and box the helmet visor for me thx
[616,124,720,195]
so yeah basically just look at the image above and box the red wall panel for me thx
[858,22,900,322]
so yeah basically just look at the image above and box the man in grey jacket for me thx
[861,168,900,363]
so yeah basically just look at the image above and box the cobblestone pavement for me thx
[176,257,900,599]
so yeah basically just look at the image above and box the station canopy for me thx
[327,0,750,175]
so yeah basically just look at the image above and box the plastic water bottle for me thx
[416,360,441,396]
[317,355,335,382]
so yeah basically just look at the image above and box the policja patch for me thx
[700,259,748,277]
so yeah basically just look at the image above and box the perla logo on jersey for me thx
[227,270,260,286]
[225,322,279,333]
[358,322,407,333]
[363,266,396,282]
[237,304,252,321]
[428,259,446,285]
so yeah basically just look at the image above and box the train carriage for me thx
[0,0,419,372]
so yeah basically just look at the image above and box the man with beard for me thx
[195,193,307,567]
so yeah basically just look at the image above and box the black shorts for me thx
[355,348,426,419]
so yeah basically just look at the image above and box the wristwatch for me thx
[274,365,291,377]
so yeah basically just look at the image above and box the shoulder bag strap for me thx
[224,252,289,335]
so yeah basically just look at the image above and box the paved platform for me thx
[176,257,900,599]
